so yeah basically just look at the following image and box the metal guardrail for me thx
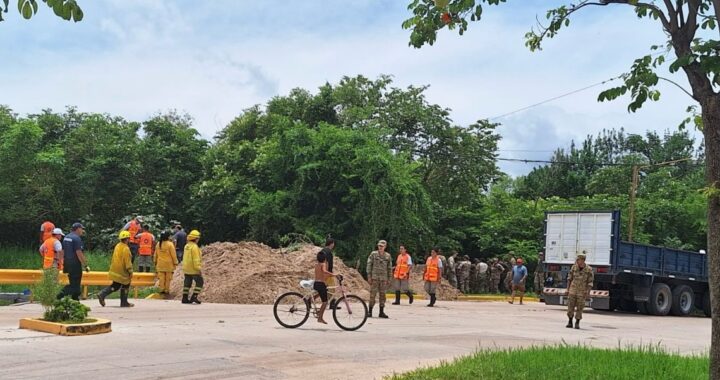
[0,269,156,299]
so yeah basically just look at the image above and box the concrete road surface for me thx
[0,300,710,380]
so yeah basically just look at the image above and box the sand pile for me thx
[169,242,370,304]
[407,265,461,301]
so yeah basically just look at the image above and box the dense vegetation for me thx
[0,75,706,268]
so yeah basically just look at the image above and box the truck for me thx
[541,210,710,317]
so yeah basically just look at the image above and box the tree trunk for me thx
[703,97,720,380]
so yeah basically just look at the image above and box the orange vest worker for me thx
[424,256,440,282]
[41,237,63,271]
[137,232,154,256]
[394,253,411,280]
[127,220,141,244]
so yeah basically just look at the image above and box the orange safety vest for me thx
[41,221,54,242]
[137,232,154,256]
[424,256,440,282]
[41,237,63,271]
[128,220,141,243]
[394,253,411,280]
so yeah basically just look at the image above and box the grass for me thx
[387,345,708,380]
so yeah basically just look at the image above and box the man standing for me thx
[477,259,489,293]
[39,228,64,271]
[122,216,143,263]
[469,259,478,293]
[173,224,187,263]
[490,258,504,294]
[39,220,55,245]
[423,247,443,307]
[57,223,88,301]
[98,231,134,308]
[534,251,546,298]
[366,240,392,318]
[392,244,414,305]
[566,253,594,329]
[509,258,528,305]
[182,230,204,304]
[503,253,516,293]
[457,255,471,294]
[447,252,458,289]
[135,225,155,273]
[320,237,338,309]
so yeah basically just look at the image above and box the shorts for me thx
[393,278,410,292]
[424,281,438,294]
[512,283,526,292]
[137,255,153,267]
[313,281,328,302]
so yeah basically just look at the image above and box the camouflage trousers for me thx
[567,294,587,320]
[448,273,457,289]
[490,276,501,293]
[534,272,545,294]
[458,276,469,294]
[369,279,388,308]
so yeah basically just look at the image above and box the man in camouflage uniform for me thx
[534,251,546,298]
[367,240,392,319]
[566,253,594,329]
[477,259,489,293]
[457,255,471,294]
[503,253,516,293]
[469,259,479,293]
[447,251,458,289]
[489,258,504,294]
[438,253,448,281]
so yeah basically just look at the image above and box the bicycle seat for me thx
[300,280,315,290]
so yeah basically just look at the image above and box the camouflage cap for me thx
[377,240,387,247]
[576,253,587,259]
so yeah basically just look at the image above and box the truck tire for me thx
[647,283,672,316]
[670,285,694,316]
[704,292,712,318]
[637,302,649,315]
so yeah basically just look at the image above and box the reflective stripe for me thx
[138,233,153,255]
[424,257,439,282]
[394,254,411,279]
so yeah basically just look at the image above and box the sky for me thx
[1,0,700,176]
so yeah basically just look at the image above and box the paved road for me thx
[0,300,710,380]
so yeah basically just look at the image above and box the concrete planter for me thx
[19,318,111,336]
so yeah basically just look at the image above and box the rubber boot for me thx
[97,286,112,307]
[407,291,414,304]
[431,294,436,307]
[575,319,580,329]
[190,294,201,305]
[392,291,401,305]
[378,306,388,319]
[566,317,573,328]
[367,305,373,318]
[182,294,191,304]
[120,288,134,307]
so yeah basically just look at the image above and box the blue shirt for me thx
[512,265,528,284]
[62,232,84,265]
[173,230,187,251]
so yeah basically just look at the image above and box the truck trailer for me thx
[542,210,710,317]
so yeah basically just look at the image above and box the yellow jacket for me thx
[182,241,202,275]
[109,242,133,285]
[154,241,178,272]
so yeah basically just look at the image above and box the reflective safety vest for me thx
[424,256,440,282]
[127,220,141,243]
[137,232,154,256]
[394,253,411,280]
[41,237,63,271]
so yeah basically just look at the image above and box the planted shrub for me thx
[31,268,63,313]
[44,297,91,323]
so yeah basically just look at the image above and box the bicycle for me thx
[273,274,368,331]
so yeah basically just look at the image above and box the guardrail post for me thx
[82,286,88,300]
[134,287,138,299]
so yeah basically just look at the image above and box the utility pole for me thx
[627,157,693,242]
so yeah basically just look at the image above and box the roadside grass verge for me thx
[387,344,708,380]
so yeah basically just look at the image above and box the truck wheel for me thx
[670,285,694,316]
[647,283,672,316]
[637,302,649,315]
[704,292,712,317]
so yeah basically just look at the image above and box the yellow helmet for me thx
[188,230,201,240]
[118,230,131,240]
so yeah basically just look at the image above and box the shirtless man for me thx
[314,251,335,324]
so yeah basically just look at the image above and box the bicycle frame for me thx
[304,277,355,316]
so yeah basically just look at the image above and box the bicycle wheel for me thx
[273,292,310,328]
[332,295,368,331]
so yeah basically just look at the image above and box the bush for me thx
[31,268,63,313]
[44,297,91,323]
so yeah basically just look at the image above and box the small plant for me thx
[31,268,63,313]
[44,297,91,323]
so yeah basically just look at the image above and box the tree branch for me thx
[600,0,672,32]
[713,0,720,36]
[658,76,696,100]
[663,0,678,32]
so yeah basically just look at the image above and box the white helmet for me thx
[52,228,65,236]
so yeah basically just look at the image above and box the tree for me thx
[404,1,720,375]
[0,0,82,21]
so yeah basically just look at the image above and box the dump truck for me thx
[542,210,710,317]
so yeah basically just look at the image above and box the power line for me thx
[497,157,703,167]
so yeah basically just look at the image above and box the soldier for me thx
[534,251,546,298]
[457,256,471,294]
[503,253,516,293]
[489,258,503,294]
[477,259,489,293]
[447,251,458,289]
[469,259,479,293]
[566,253,594,329]
[366,240,392,319]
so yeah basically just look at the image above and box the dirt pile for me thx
[407,265,461,301]
[169,242,370,304]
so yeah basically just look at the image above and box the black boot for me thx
[407,291,414,304]
[392,291,401,305]
[190,294,201,304]
[98,286,112,307]
[120,288,134,307]
[566,317,573,328]
[575,319,580,329]
[378,306,388,319]
[431,294,436,307]
[182,294,191,304]
[427,294,436,307]
[367,305,373,318]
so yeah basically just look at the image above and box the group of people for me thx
[441,252,547,297]
[38,217,206,308]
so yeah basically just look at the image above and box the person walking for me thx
[391,244,414,305]
[509,258,528,305]
[534,251,546,298]
[135,225,156,273]
[172,224,187,263]
[39,220,55,245]
[98,231,134,308]
[39,228,64,271]
[566,253,594,329]
[366,240,392,318]
[122,216,143,263]
[423,248,443,307]
[154,230,178,296]
[182,230,204,305]
[57,223,88,301]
